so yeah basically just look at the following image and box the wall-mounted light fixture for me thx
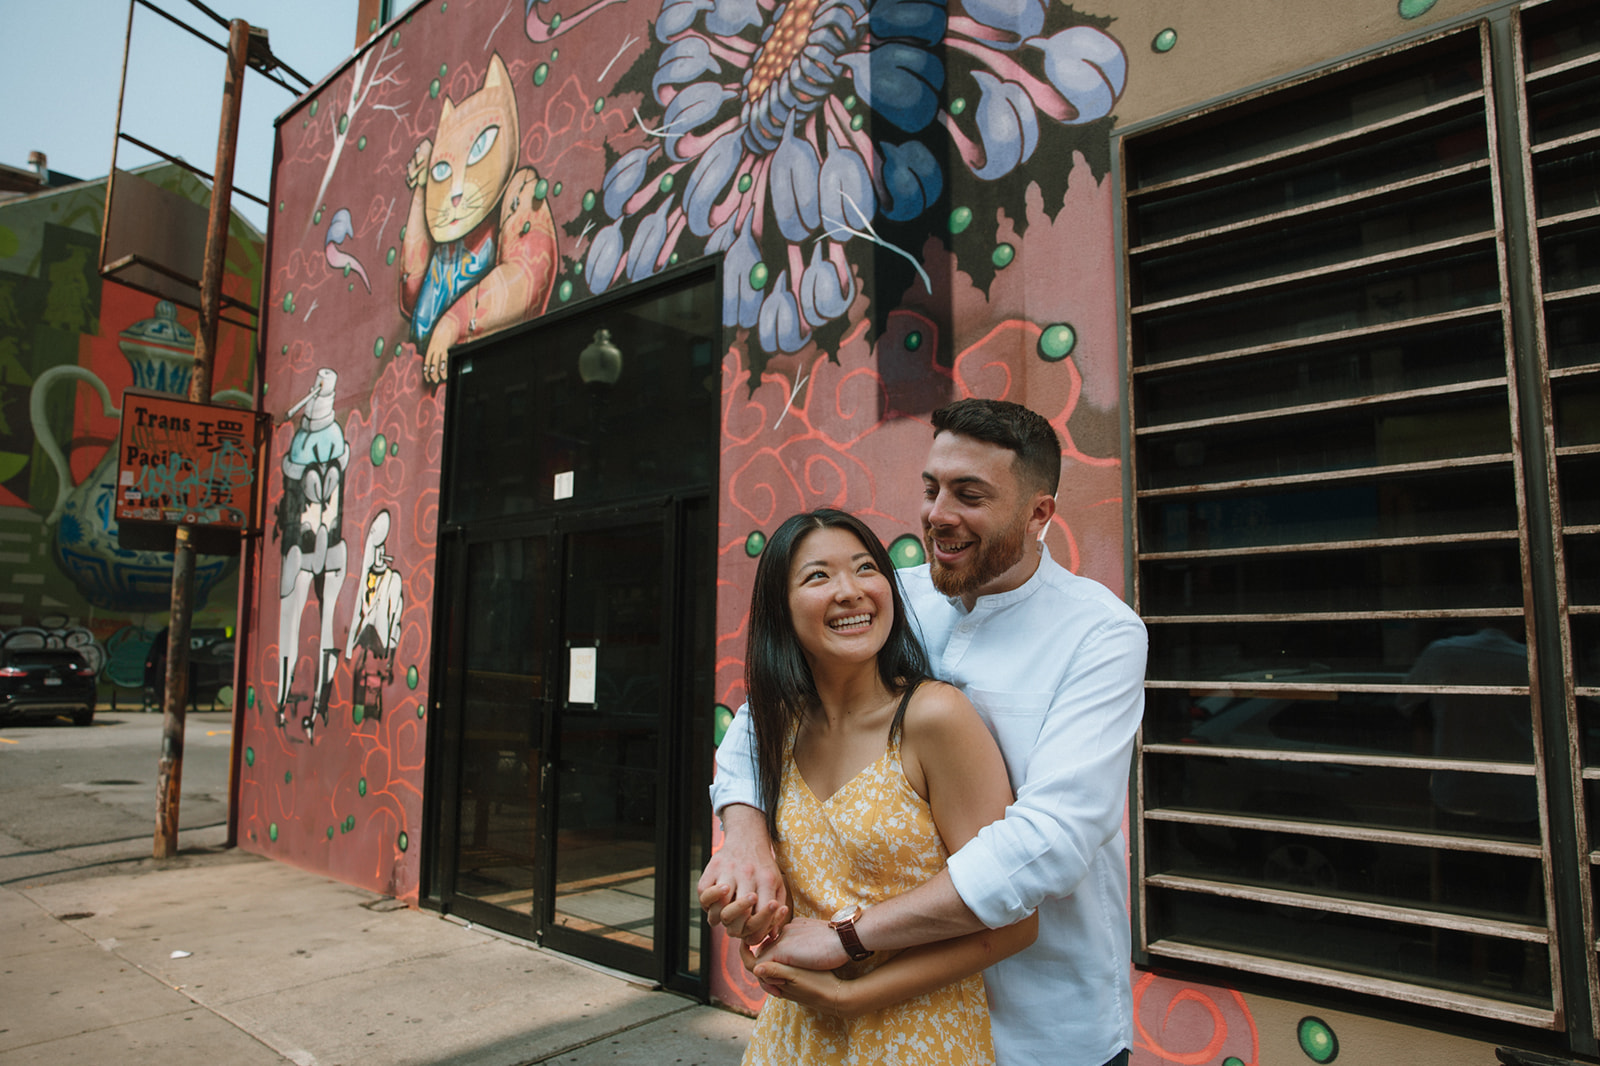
[578,329,622,385]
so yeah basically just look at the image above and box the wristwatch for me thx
[829,904,873,962]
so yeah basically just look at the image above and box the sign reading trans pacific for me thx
[115,391,267,554]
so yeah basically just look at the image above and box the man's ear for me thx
[1028,491,1056,541]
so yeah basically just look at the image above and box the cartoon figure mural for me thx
[400,52,560,383]
[274,368,349,739]
[345,508,402,723]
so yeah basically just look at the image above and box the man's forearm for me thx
[857,870,986,952]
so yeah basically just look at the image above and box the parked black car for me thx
[0,647,98,726]
[143,628,235,712]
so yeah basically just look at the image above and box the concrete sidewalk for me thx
[0,850,751,1065]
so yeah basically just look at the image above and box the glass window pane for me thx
[1132,180,1495,307]
[1135,321,1505,429]
[1548,302,1600,372]
[1138,468,1519,554]
[1141,542,1524,616]
[1147,888,1552,1007]
[1137,393,1512,490]
[1147,821,1545,921]
[1133,252,1503,366]
[1532,146,1600,221]
[1146,618,1529,684]
[1540,222,1600,294]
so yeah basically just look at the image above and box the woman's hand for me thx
[752,960,858,1018]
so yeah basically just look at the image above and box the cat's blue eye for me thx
[467,125,500,166]
[431,161,452,183]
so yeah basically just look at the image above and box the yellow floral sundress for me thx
[741,716,994,1066]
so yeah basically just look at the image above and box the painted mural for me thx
[0,166,260,707]
[248,0,1510,1060]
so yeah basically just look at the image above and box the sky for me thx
[1,0,365,231]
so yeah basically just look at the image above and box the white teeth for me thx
[937,540,972,552]
[828,614,871,630]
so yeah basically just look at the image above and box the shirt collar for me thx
[945,544,1054,615]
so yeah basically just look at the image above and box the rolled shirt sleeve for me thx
[946,615,1148,928]
[709,701,764,817]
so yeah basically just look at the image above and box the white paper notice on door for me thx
[568,647,597,704]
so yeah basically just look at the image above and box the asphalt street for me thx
[0,708,234,886]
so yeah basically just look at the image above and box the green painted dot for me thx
[573,261,583,276]
[310,100,319,117]
[1298,1017,1338,1063]
[345,814,357,832]
[284,770,292,783]
[949,97,967,116]
[948,206,972,234]
[905,331,923,351]
[429,78,441,99]
[745,530,766,557]
[440,64,448,77]
[246,686,256,708]
[278,201,285,212]
[407,665,419,690]
[534,178,548,200]
[713,704,734,747]
[748,262,769,290]
[553,182,562,196]
[348,282,355,292]
[357,135,367,151]
[533,62,549,86]
[398,831,410,851]
[302,119,308,128]
[386,247,397,266]
[659,173,675,194]
[559,279,574,302]
[1398,0,1437,16]
[371,434,388,466]
[550,14,561,30]
[327,826,335,839]
[888,534,926,569]
[245,746,255,766]
[390,441,398,455]
[417,704,426,718]
[313,207,323,224]
[850,113,864,131]
[338,114,349,135]
[992,243,1015,269]
[1152,27,1177,52]
[669,252,678,265]
[551,49,558,60]
[737,173,753,193]
[280,345,288,355]
[390,30,401,47]
[439,0,446,10]
[1038,323,1077,361]
[358,777,368,797]
[399,224,407,240]
[520,221,532,236]
[343,264,352,277]
[268,822,279,842]
[583,190,596,211]
[352,704,365,725]
[368,17,378,31]
[282,291,296,313]
[843,95,856,110]
[593,97,605,114]
[1223,1059,1245,1066]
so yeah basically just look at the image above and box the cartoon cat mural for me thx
[400,52,561,383]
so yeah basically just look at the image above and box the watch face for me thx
[830,905,857,926]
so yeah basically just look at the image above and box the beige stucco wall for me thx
[1109,0,1513,128]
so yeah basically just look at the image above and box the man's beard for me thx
[926,511,1029,598]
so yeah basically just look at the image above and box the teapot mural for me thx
[29,300,249,614]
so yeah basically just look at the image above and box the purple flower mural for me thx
[578,0,1126,379]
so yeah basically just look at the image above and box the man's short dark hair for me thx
[931,399,1061,497]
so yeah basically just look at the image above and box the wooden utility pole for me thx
[155,18,250,860]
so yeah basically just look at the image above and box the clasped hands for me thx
[697,850,858,1015]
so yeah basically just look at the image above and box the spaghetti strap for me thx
[887,680,922,750]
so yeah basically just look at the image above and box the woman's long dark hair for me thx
[744,509,930,838]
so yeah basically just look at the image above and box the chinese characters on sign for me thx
[116,392,265,539]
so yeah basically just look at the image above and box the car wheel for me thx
[73,706,94,727]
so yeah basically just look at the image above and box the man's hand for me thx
[696,804,789,942]
[752,915,849,972]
